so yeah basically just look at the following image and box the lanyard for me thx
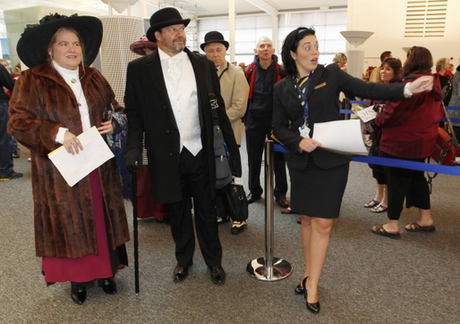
[293,73,312,125]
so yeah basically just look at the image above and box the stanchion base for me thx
[246,257,293,281]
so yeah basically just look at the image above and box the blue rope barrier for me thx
[350,100,371,105]
[273,143,460,176]
[352,155,460,176]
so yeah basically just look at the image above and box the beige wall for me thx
[346,0,460,72]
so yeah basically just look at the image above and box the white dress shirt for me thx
[158,48,202,156]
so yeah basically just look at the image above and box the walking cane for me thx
[132,162,140,295]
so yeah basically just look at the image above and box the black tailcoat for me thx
[125,48,240,204]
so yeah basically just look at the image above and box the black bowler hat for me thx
[146,7,191,42]
[16,13,102,69]
[200,31,229,51]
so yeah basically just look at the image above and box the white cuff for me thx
[55,127,69,144]
[404,83,413,98]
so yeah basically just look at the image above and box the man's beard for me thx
[170,37,185,54]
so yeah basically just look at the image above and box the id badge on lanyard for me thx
[295,74,312,138]
[298,118,310,138]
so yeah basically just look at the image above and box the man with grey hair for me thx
[244,36,289,209]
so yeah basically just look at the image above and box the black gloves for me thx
[124,149,142,172]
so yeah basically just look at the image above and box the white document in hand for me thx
[313,119,368,155]
[48,126,114,187]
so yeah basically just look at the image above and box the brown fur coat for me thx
[8,63,130,258]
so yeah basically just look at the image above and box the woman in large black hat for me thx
[8,13,130,305]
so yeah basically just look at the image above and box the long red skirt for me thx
[41,170,119,283]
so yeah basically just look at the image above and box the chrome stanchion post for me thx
[246,140,293,281]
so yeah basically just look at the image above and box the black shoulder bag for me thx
[205,62,248,221]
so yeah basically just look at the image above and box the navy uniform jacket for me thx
[272,64,406,171]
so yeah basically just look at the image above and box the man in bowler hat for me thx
[124,8,241,285]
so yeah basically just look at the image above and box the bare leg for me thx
[300,215,312,282]
[375,182,385,203]
[303,216,334,303]
[378,184,388,207]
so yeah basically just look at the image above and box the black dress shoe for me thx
[295,276,308,295]
[304,282,320,314]
[247,193,261,204]
[173,265,189,283]
[70,286,87,305]
[100,279,117,295]
[275,196,289,208]
[209,266,226,285]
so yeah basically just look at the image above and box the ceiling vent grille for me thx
[404,0,448,37]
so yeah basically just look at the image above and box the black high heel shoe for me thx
[304,281,320,314]
[295,276,308,295]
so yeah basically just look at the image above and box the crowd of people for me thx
[3,7,453,314]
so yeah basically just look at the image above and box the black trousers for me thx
[246,128,287,198]
[167,148,222,268]
[383,153,430,220]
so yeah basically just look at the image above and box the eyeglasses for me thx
[164,26,186,34]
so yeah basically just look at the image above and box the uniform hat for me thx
[146,7,190,43]
[200,31,229,51]
[130,36,157,56]
[16,13,102,69]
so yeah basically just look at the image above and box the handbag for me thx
[203,58,233,189]
[430,102,459,166]
[431,127,459,166]
[210,93,233,189]
[427,102,459,188]
[221,181,248,222]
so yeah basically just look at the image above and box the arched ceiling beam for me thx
[245,0,278,17]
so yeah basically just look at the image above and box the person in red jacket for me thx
[371,46,444,239]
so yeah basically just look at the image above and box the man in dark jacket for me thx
[124,8,240,285]
[0,65,21,181]
[244,36,288,208]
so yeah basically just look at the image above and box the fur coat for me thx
[8,63,130,258]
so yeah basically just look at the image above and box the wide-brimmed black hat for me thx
[200,31,229,51]
[16,13,102,68]
[146,7,190,42]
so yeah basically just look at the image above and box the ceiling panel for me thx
[0,0,348,18]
